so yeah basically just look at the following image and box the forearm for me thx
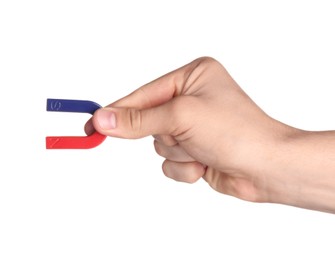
[266,129,335,213]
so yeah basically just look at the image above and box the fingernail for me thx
[96,108,116,130]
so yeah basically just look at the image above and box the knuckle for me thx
[193,56,221,70]
[186,164,203,184]
[162,160,170,178]
[181,56,223,95]
[154,140,164,157]
[128,108,142,133]
[155,134,178,147]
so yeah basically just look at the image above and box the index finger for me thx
[85,58,202,135]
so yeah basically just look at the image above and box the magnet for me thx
[46,98,106,149]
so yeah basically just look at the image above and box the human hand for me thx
[86,57,286,202]
[86,57,335,213]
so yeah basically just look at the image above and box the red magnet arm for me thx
[46,98,107,149]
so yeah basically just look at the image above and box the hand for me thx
[86,57,335,213]
[86,57,284,201]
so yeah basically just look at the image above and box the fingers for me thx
[152,134,178,146]
[84,118,95,135]
[84,61,182,135]
[92,98,178,138]
[105,58,204,109]
[162,160,206,183]
[92,94,200,139]
[154,140,194,162]
[154,136,204,183]
[84,58,205,135]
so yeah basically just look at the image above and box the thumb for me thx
[92,101,179,139]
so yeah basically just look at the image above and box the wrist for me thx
[261,125,306,206]
[260,126,335,213]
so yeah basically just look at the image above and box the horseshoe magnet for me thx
[46,98,106,149]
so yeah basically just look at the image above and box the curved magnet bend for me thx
[46,98,107,149]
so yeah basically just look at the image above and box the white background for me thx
[1,1,335,259]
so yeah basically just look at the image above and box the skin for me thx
[85,57,335,214]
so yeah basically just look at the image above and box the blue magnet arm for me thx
[46,98,101,115]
